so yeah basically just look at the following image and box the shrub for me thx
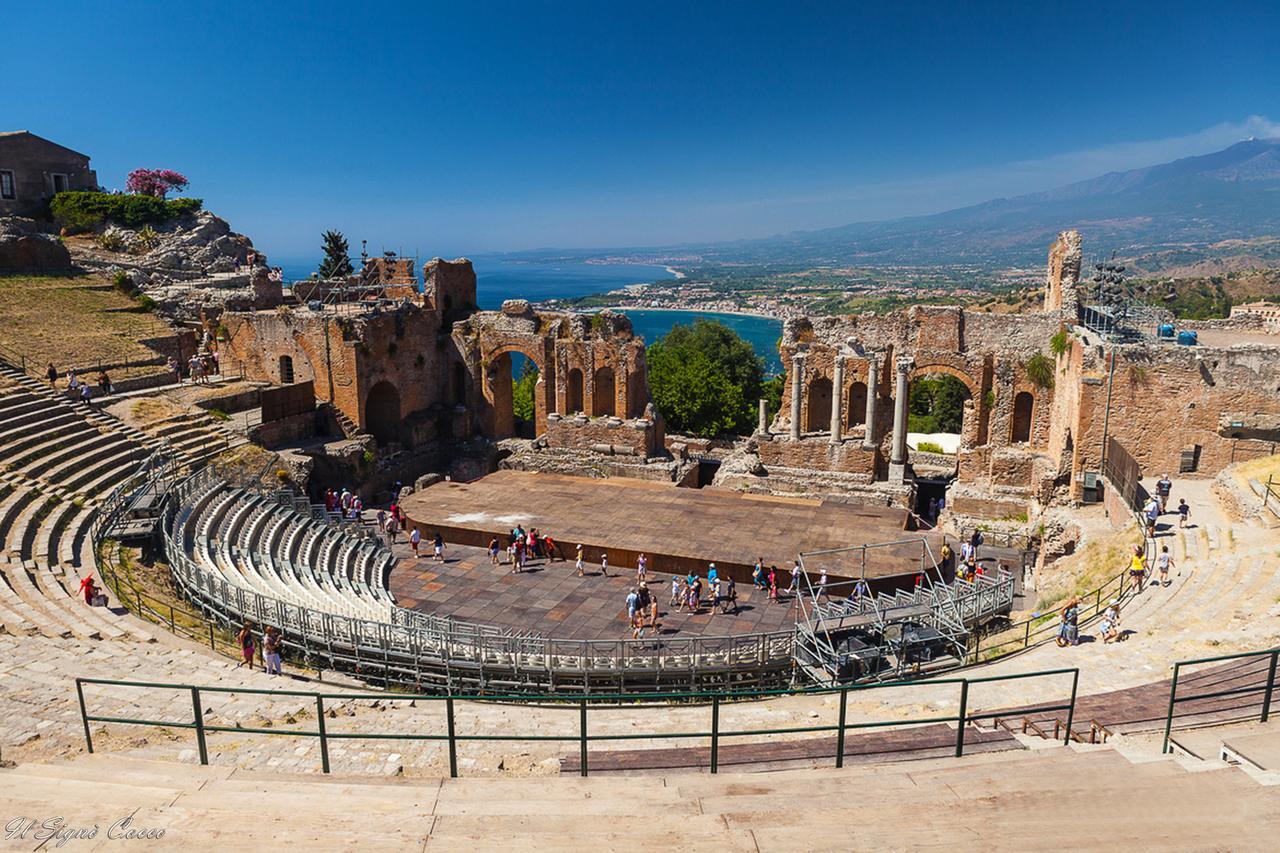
[361,450,375,464]
[51,192,203,229]
[137,295,157,312]
[96,227,128,252]
[1025,352,1055,389]
[916,440,946,454]
[111,270,139,297]
[133,225,159,253]
[125,168,189,198]
[207,408,230,421]
[1049,329,1071,357]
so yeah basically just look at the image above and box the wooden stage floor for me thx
[399,471,939,585]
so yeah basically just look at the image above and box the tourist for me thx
[166,355,180,384]
[722,576,737,615]
[626,588,640,624]
[386,514,400,545]
[928,497,938,524]
[543,532,559,561]
[968,529,984,564]
[648,585,660,628]
[631,609,646,640]
[959,539,974,571]
[637,583,651,624]
[1099,601,1122,644]
[237,620,256,669]
[78,574,99,605]
[670,575,682,607]
[768,565,779,602]
[80,383,92,403]
[708,563,718,585]
[687,576,701,612]
[1128,545,1147,594]
[1155,545,1174,587]
[46,362,57,387]
[66,369,79,392]
[600,551,609,577]
[1155,474,1173,512]
[263,626,283,676]
[817,570,828,601]
[576,544,585,577]
[97,370,112,397]
[709,573,721,615]
[433,532,444,562]
[350,495,363,519]
[939,541,955,583]
[789,562,802,599]
[637,553,648,583]
[1055,598,1080,647]
[526,528,537,559]
[340,488,352,514]
[325,488,337,513]
[1178,499,1191,528]
[488,537,501,565]
[376,508,387,532]
[752,558,765,589]
[408,526,421,558]
[390,502,403,526]
[1143,496,1160,535]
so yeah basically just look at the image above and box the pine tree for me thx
[317,230,354,279]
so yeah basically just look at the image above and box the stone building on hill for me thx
[0,131,98,217]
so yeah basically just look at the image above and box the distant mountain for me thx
[698,138,1280,269]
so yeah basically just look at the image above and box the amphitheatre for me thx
[3,201,1280,848]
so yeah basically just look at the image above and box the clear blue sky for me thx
[8,1,1279,259]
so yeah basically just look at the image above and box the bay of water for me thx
[273,256,782,373]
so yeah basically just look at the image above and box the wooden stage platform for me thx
[400,471,939,586]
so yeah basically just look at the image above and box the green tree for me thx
[318,230,354,279]
[907,374,969,434]
[647,320,764,437]
[512,359,538,422]
[762,373,786,421]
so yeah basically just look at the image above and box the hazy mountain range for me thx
[687,138,1280,270]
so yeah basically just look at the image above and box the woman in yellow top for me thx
[1128,546,1147,594]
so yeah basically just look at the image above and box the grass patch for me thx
[1230,454,1280,494]
[0,275,171,375]
[207,407,230,421]
[916,440,946,454]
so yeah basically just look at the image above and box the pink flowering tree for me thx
[125,168,190,199]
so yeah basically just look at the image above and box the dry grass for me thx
[130,397,184,424]
[0,275,172,375]
[1033,521,1139,612]
[1231,454,1280,493]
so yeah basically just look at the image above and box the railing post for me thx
[1161,663,1182,754]
[315,695,331,773]
[168,605,175,632]
[75,678,94,754]
[835,687,848,769]
[1262,651,1279,723]
[191,687,209,766]
[208,623,215,650]
[710,695,720,774]
[955,680,969,757]
[1064,668,1079,745]
[1023,619,1031,649]
[579,698,589,778]
[137,589,144,615]
[446,697,458,778]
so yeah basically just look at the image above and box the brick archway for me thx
[483,343,550,438]
[908,363,980,397]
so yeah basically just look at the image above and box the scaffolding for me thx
[792,537,1015,684]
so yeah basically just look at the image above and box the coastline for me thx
[592,304,774,321]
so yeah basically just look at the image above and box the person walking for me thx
[46,362,57,387]
[488,537,501,565]
[385,514,400,545]
[817,570,828,601]
[625,588,640,626]
[409,526,421,559]
[237,620,256,669]
[576,544,585,577]
[709,574,721,616]
[1178,498,1191,529]
[263,626,283,676]
[1155,545,1174,587]
[768,565,779,603]
[670,575,681,607]
[752,558,765,590]
[722,576,737,615]
[636,553,648,583]
[600,551,609,577]
[789,562,802,600]
[433,532,444,562]
[1155,474,1173,513]
[1128,545,1148,594]
[78,574,99,605]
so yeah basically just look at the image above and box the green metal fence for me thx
[75,666,1078,777]
[1161,646,1280,753]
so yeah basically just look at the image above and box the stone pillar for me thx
[862,354,879,450]
[829,356,845,443]
[758,398,769,435]
[789,353,805,439]
[889,356,912,479]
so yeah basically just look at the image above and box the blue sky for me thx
[8,1,1279,258]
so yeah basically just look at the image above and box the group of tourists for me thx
[164,352,218,386]
[236,619,284,675]
[749,558,807,603]
[47,363,114,402]
[325,487,365,521]
[668,564,738,617]
[625,583,659,637]
[491,525,559,573]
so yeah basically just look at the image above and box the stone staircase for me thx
[130,409,248,470]
[0,737,1276,850]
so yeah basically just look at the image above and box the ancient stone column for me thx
[829,356,845,443]
[862,354,879,450]
[890,356,912,467]
[789,353,805,440]
[758,398,769,435]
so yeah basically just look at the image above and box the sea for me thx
[275,255,783,374]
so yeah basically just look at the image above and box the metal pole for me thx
[579,698,589,778]
[1262,651,1279,723]
[76,679,94,754]
[191,687,209,766]
[1099,346,1118,472]
[710,696,720,774]
[955,680,969,757]
[208,623,215,650]
[1063,668,1079,745]
[1161,663,1182,754]
[835,688,848,769]
[446,697,458,778]
[316,695,331,773]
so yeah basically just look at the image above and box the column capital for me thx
[792,351,807,364]
[895,356,914,375]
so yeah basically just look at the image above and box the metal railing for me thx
[74,666,1079,776]
[1161,647,1280,753]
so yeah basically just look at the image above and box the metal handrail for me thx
[1161,646,1280,753]
[74,666,1079,776]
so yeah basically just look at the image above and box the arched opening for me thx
[279,355,294,384]
[566,367,584,414]
[593,366,616,417]
[848,381,867,427]
[451,362,467,406]
[806,376,832,432]
[908,371,972,522]
[1011,391,1034,444]
[365,381,401,447]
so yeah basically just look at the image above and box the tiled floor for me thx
[387,542,806,639]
